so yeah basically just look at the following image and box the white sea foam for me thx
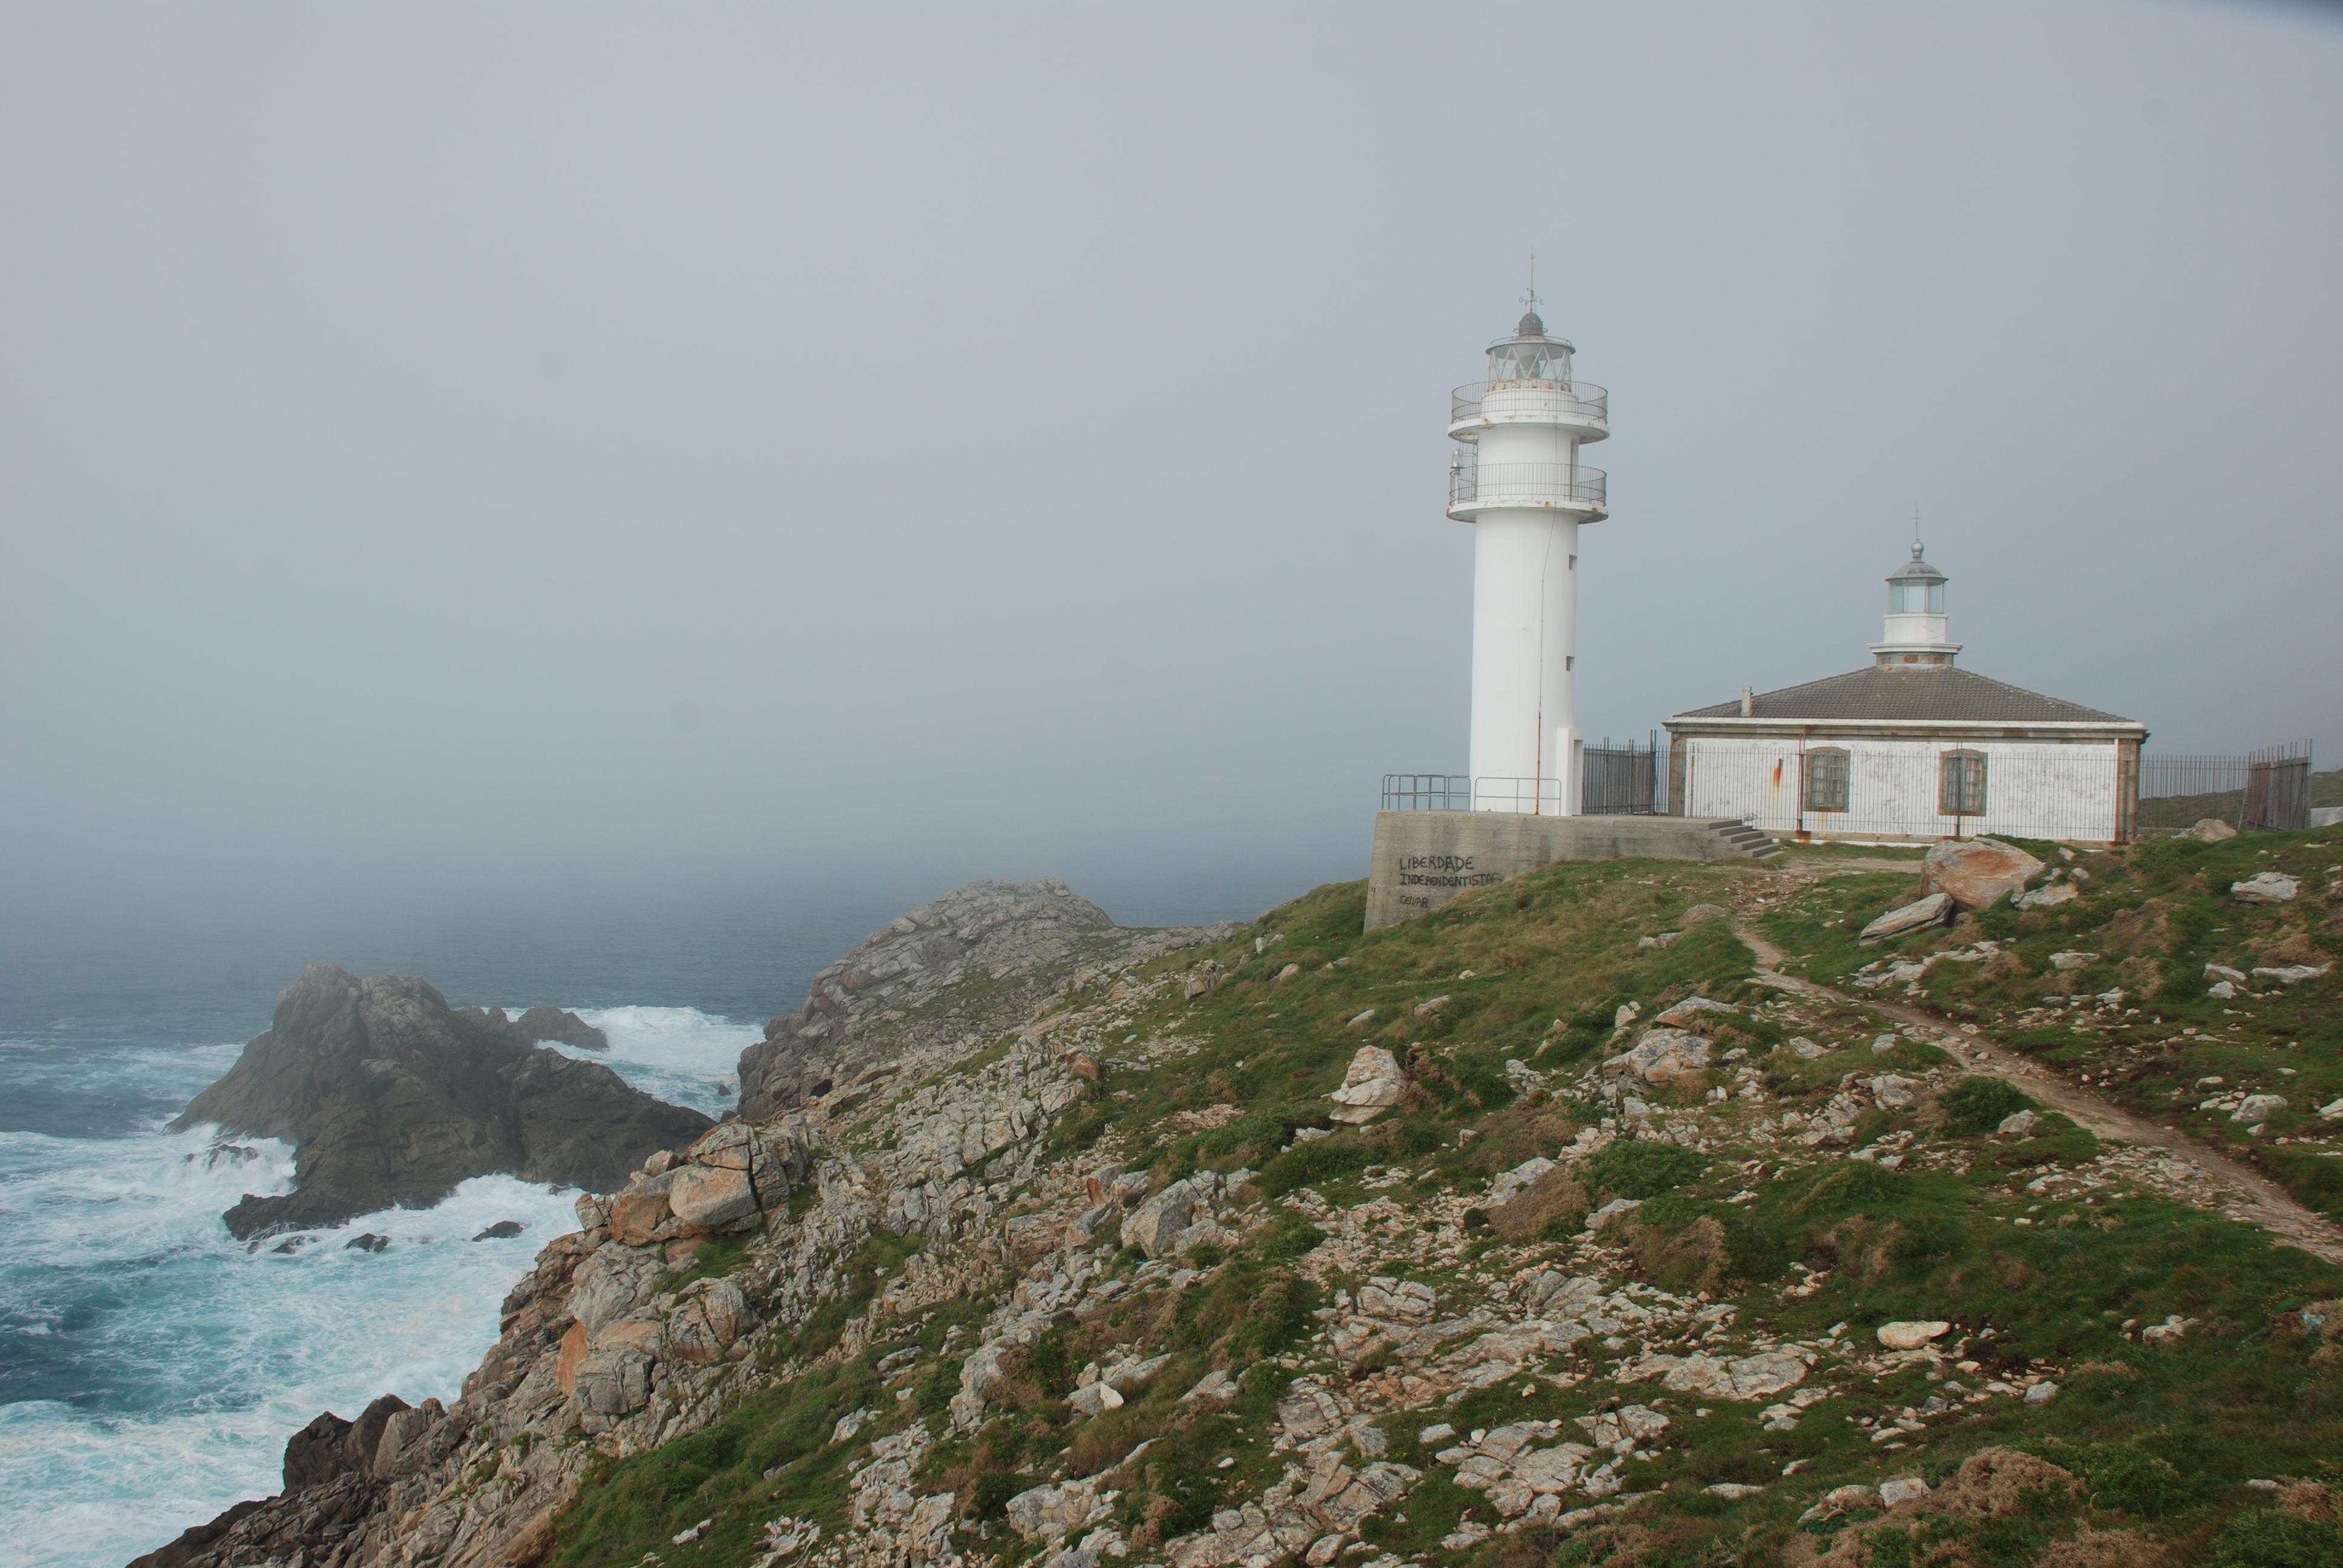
[0,1122,575,1568]
[559,1004,760,1116]
[0,1001,762,1566]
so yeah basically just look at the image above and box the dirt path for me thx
[1731,918,2343,1267]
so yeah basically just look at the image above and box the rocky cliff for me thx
[129,842,2343,1568]
[738,878,1214,1121]
[175,964,712,1238]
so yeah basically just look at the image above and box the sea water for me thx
[0,892,901,1568]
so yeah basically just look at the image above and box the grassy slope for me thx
[548,843,2343,1568]
[1760,827,2343,1221]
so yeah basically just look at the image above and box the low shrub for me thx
[969,1469,1021,1521]
[1255,1137,1376,1197]
[1939,1076,2034,1137]
[2210,1507,2343,1568]
[1582,1138,1706,1200]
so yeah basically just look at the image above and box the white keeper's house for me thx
[1663,540,2149,845]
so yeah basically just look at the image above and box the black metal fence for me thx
[2137,739,2313,832]
[1582,734,1662,816]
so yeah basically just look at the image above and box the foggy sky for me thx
[4,1,2339,933]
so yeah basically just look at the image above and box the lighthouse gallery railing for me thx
[1447,459,1608,512]
[1449,381,1610,427]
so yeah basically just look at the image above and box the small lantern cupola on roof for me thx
[1871,535,1960,668]
[1486,310,1574,384]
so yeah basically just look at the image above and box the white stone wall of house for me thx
[1679,734,2126,843]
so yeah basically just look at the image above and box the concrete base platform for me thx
[1365,811,1775,930]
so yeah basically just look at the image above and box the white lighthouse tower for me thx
[1447,296,1608,812]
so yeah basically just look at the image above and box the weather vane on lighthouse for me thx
[1445,280,1609,812]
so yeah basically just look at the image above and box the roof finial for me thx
[1521,250,1541,314]
[1911,504,1924,559]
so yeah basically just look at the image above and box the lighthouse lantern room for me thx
[1446,298,1609,812]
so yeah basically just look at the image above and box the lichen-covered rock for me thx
[1297,1450,1418,1530]
[667,1165,763,1230]
[1004,1476,1116,1542]
[1921,838,2045,910]
[737,879,1228,1120]
[1605,1029,1711,1085]
[567,1243,660,1336]
[2232,872,2299,905]
[1861,892,1955,944]
[1119,1172,1228,1258]
[665,1278,750,1365]
[1625,1347,1813,1400]
[1877,1320,1953,1350]
[1326,1047,1405,1125]
[570,1343,654,1423]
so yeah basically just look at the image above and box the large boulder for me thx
[371,1402,442,1477]
[1327,1047,1406,1125]
[1860,892,1955,945]
[2232,873,2299,905]
[1920,838,2045,910]
[568,1241,662,1336]
[281,1411,355,1491]
[1121,1177,1207,1258]
[666,1278,752,1365]
[176,965,713,1238]
[571,1344,655,1423]
[608,1184,680,1248]
[344,1394,411,1474]
[667,1165,763,1230]
[1876,1320,1953,1351]
[1604,1030,1712,1086]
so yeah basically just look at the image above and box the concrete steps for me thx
[1707,820,1783,860]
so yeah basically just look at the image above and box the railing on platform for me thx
[1449,380,1610,428]
[1381,774,1470,812]
[1380,736,1670,817]
[1447,457,1608,512]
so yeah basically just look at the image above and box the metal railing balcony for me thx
[1450,380,1609,430]
[1382,748,1666,817]
[1382,774,1471,811]
[1379,775,1567,814]
[1447,459,1607,514]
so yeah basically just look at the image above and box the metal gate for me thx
[2243,741,2313,832]
[1582,734,1660,815]
[2138,739,2313,832]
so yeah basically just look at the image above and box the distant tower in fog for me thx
[1446,292,1608,812]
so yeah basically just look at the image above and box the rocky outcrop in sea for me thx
[175,964,712,1238]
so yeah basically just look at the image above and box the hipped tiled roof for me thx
[1671,665,2137,726]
